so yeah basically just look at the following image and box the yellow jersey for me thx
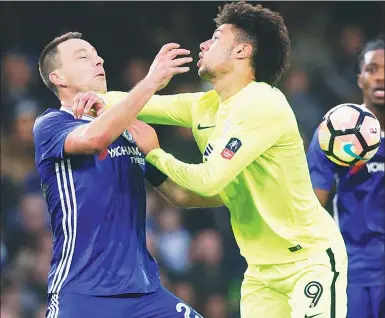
[100,82,346,265]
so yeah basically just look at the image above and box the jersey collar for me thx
[60,107,95,122]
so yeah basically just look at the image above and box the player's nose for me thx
[373,75,384,88]
[95,55,104,67]
[199,40,211,52]
[375,70,384,82]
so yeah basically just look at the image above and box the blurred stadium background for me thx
[1,2,384,318]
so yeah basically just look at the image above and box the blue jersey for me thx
[33,108,160,296]
[307,130,385,286]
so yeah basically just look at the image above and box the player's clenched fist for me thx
[145,43,192,91]
[127,120,160,155]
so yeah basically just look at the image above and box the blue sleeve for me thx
[306,130,336,191]
[33,112,84,162]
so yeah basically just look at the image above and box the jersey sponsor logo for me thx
[97,145,145,165]
[221,137,242,160]
[197,123,216,130]
[349,161,384,174]
[108,145,141,158]
[367,161,384,173]
[343,143,364,160]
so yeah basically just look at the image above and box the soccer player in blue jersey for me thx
[307,38,384,318]
[33,32,204,318]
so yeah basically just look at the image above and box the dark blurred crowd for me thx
[1,2,383,318]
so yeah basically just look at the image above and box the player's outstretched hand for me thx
[127,120,160,155]
[146,43,192,91]
[61,91,105,119]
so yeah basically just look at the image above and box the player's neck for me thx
[59,91,97,118]
[213,72,254,102]
[365,102,385,131]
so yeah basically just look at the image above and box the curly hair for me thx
[214,2,291,85]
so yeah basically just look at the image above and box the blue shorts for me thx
[46,286,203,318]
[347,285,385,318]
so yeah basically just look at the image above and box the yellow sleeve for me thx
[146,102,287,197]
[99,91,204,128]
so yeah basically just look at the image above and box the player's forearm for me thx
[137,94,196,127]
[85,80,157,150]
[155,179,223,209]
[146,149,227,197]
[101,92,197,128]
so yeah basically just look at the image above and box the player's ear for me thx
[49,70,67,88]
[233,43,253,60]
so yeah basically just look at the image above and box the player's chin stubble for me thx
[92,81,107,94]
[198,66,215,82]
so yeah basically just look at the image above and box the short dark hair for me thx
[214,2,291,85]
[38,32,82,95]
[358,36,384,72]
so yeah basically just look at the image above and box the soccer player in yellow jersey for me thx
[71,3,348,317]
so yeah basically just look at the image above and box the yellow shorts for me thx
[240,248,348,318]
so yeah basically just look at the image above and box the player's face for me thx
[358,49,384,106]
[197,24,236,81]
[54,39,107,94]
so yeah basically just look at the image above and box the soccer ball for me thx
[318,103,381,166]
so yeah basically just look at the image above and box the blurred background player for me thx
[33,32,205,318]
[92,3,348,317]
[307,38,384,318]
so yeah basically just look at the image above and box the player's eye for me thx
[79,56,87,60]
[365,65,377,73]
[213,36,219,40]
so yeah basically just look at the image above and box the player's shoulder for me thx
[246,81,284,97]
[196,89,218,101]
[236,82,290,117]
[242,82,287,108]
[33,108,72,133]
[191,90,220,111]
[190,90,218,105]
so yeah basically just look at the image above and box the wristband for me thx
[145,163,168,187]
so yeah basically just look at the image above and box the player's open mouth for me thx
[373,88,384,98]
[197,53,203,68]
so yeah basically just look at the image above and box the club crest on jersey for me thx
[221,137,242,160]
[122,130,135,143]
